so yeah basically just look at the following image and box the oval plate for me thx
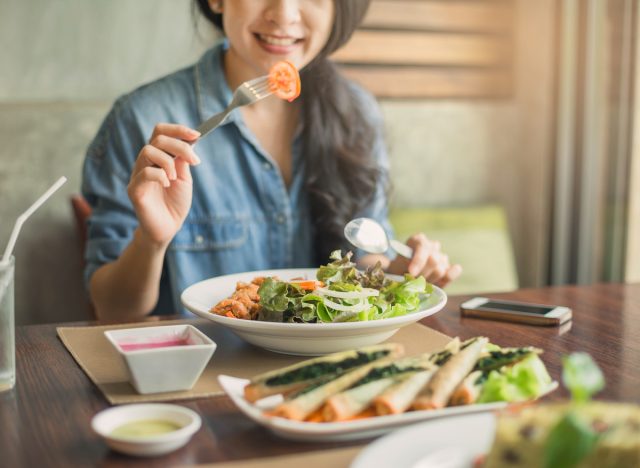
[217,375,557,443]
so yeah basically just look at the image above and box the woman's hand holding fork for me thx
[128,123,201,248]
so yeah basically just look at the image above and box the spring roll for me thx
[323,377,399,421]
[374,369,437,416]
[244,343,402,402]
[428,337,461,366]
[412,337,488,410]
[474,346,542,372]
[448,370,483,406]
[271,350,405,421]
[322,354,434,421]
[448,346,544,406]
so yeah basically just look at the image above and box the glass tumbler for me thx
[0,256,15,392]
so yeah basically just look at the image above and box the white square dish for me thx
[105,324,216,394]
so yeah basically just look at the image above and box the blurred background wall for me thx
[0,1,216,324]
[0,0,637,325]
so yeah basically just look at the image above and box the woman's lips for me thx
[255,33,302,54]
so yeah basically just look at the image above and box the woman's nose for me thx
[264,0,302,26]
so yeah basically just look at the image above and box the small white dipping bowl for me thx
[91,403,201,457]
[105,324,216,394]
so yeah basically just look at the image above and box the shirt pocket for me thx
[170,215,249,251]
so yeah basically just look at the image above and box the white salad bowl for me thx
[180,268,447,356]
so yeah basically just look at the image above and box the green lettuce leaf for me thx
[477,354,552,403]
[379,275,429,314]
[544,411,600,468]
[316,250,359,285]
[561,352,605,403]
[258,250,433,323]
[542,352,605,468]
[258,278,321,323]
[315,303,332,323]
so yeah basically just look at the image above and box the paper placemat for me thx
[200,446,364,468]
[57,319,452,405]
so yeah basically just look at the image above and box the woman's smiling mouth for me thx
[255,33,303,49]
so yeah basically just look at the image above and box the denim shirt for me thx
[82,42,393,315]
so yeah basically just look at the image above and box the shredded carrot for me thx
[345,408,377,420]
[225,312,235,319]
[304,408,325,423]
[303,406,376,423]
[450,387,473,406]
[288,280,324,290]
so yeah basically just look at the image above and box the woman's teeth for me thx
[258,34,298,46]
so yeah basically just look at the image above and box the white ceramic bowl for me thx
[181,268,447,356]
[105,324,216,394]
[91,403,201,457]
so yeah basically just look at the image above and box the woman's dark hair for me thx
[194,0,383,263]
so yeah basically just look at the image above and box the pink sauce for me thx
[118,338,192,352]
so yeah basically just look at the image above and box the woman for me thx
[82,0,461,321]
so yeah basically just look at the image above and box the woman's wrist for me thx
[132,227,171,255]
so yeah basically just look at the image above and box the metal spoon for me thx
[344,217,413,258]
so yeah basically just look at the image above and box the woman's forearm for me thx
[89,228,169,322]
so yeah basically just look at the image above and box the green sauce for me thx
[110,419,182,438]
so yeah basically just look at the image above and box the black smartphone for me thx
[460,297,572,326]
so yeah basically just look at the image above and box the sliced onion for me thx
[322,297,372,313]
[316,287,379,299]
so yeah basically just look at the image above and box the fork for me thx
[194,75,273,142]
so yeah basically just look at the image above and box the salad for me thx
[211,250,432,323]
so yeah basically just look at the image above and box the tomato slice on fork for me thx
[268,61,301,102]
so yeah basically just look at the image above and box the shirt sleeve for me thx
[80,96,146,290]
[348,84,396,261]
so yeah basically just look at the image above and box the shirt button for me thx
[195,235,204,244]
[276,214,286,224]
[263,162,271,170]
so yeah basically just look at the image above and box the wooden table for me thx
[3,283,639,467]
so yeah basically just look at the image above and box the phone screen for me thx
[479,301,556,315]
